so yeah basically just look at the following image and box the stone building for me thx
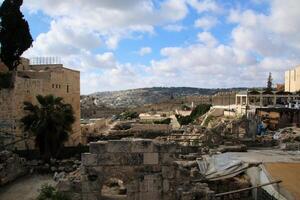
[285,65,300,92]
[0,58,81,149]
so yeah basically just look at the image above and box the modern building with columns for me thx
[235,90,300,114]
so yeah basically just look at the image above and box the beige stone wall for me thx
[285,65,300,92]
[0,60,81,150]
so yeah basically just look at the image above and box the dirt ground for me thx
[265,163,300,200]
[0,174,55,200]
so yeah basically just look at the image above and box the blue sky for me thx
[9,0,300,94]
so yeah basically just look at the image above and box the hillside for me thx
[80,87,246,118]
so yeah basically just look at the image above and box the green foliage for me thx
[37,184,70,200]
[176,104,212,126]
[0,0,33,71]
[202,115,215,127]
[175,115,192,125]
[190,104,211,119]
[0,72,13,88]
[153,118,171,124]
[21,95,75,161]
[119,111,139,120]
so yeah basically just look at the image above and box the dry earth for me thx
[0,175,55,200]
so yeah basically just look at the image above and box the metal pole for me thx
[215,180,282,197]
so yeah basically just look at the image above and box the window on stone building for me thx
[52,84,55,88]
[67,85,69,93]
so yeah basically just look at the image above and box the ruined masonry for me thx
[59,139,215,200]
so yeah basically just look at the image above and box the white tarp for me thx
[197,154,255,181]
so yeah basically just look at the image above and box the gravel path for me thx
[0,175,55,200]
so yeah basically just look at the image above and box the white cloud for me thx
[139,47,152,56]
[164,24,185,32]
[23,0,189,52]
[197,32,218,47]
[20,0,300,93]
[194,16,219,30]
[187,0,221,13]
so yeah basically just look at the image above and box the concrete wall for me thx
[212,92,236,106]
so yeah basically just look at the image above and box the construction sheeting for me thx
[197,154,256,181]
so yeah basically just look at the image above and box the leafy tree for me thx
[266,72,273,92]
[21,95,75,161]
[0,0,33,71]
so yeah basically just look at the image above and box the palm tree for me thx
[21,95,75,161]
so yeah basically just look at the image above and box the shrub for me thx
[119,111,139,120]
[153,118,171,124]
[190,104,211,119]
[37,184,70,200]
[175,114,192,125]
[176,104,212,125]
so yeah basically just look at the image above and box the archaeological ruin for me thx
[58,139,215,200]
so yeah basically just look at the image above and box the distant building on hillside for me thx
[285,65,300,92]
[0,58,81,150]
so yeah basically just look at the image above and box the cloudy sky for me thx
[10,0,300,94]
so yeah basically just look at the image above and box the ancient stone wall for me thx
[60,139,215,200]
[0,60,81,149]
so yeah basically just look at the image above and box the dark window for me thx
[67,85,69,93]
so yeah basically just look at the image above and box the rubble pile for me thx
[27,158,81,174]
[272,127,300,150]
[273,127,300,142]
[167,116,248,149]
[0,150,27,185]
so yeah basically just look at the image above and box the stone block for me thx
[81,180,99,192]
[126,180,139,193]
[97,153,143,166]
[107,140,132,153]
[138,192,161,200]
[163,180,170,193]
[82,192,99,200]
[154,142,179,153]
[144,174,162,192]
[89,141,107,154]
[82,153,97,166]
[162,166,175,179]
[160,153,175,165]
[143,153,159,165]
[131,139,154,152]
